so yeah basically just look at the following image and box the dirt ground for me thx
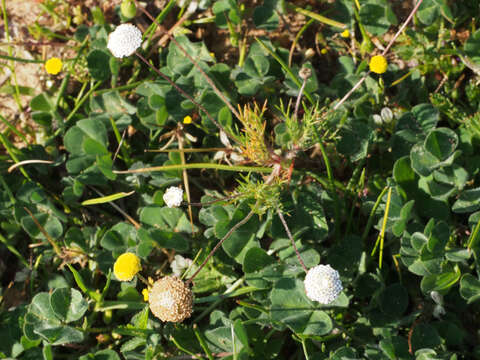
[0,0,45,145]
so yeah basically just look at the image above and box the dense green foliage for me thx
[1,0,480,359]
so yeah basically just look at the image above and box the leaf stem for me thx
[64,81,102,122]
[255,37,314,105]
[138,5,241,122]
[135,51,240,146]
[186,207,257,284]
[277,210,308,273]
[193,324,215,360]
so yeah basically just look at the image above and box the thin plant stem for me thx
[301,338,311,360]
[143,0,176,39]
[94,81,143,95]
[312,128,341,240]
[0,174,15,204]
[113,163,273,174]
[381,0,424,56]
[170,336,200,359]
[109,116,127,162]
[187,193,241,207]
[290,5,346,29]
[294,77,307,120]
[145,147,229,153]
[0,53,44,63]
[193,324,215,360]
[468,219,480,250]
[0,231,28,267]
[181,249,202,281]
[186,207,257,284]
[333,74,369,110]
[277,210,308,273]
[289,18,314,67]
[54,38,89,110]
[370,187,392,269]
[137,5,241,122]
[378,188,393,269]
[193,278,244,322]
[88,186,141,229]
[333,0,424,110]
[0,113,28,143]
[255,37,314,105]
[23,207,62,257]
[65,81,102,122]
[135,51,240,145]
[7,159,54,173]
[361,186,388,242]
[0,132,30,180]
[177,131,195,233]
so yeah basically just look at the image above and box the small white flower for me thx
[107,23,142,58]
[163,187,183,208]
[304,264,343,304]
[380,107,393,123]
[171,255,194,276]
[373,114,383,126]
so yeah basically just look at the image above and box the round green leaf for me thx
[424,128,458,161]
[270,278,333,336]
[379,283,408,317]
[411,324,441,350]
[87,50,112,81]
[50,288,88,323]
[243,247,275,289]
[410,143,439,177]
[359,1,397,36]
[253,3,279,30]
[421,267,461,293]
[452,187,480,213]
[30,93,53,112]
[101,230,127,252]
[460,274,480,304]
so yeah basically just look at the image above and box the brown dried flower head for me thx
[148,276,193,323]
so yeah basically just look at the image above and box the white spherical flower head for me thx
[107,23,142,58]
[163,187,183,208]
[304,264,343,304]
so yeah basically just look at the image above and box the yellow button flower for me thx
[142,288,149,301]
[183,115,192,124]
[113,252,141,281]
[369,55,388,74]
[45,57,63,75]
[321,48,328,55]
[341,29,350,38]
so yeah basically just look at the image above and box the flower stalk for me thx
[277,210,308,273]
[186,205,258,285]
[134,51,237,144]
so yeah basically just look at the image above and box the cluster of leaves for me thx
[2,0,480,359]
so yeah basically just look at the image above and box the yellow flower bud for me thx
[369,55,388,74]
[341,29,350,38]
[45,57,63,75]
[113,252,141,281]
[142,288,149,302]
